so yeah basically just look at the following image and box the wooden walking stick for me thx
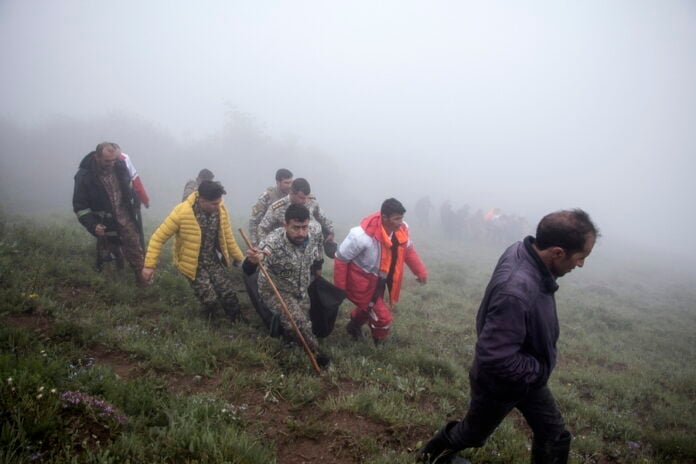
[238,228,321,373]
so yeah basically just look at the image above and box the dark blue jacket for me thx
[470,236,559,398]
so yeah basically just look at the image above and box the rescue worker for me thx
[248,168,293,245]
[243,204,330,367]
[334,198,428,345]
[417,209,599,464]
[142,181,245,321]
[257,177,335,257]
[72,142,145,284]
[182,168,215,201]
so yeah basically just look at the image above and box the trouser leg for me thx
[420,375,517,463]
[517,385,569,464]
[269,296,318,352]
[116,221,144,281]
[207,261,241,321]
[189,265,220,316]
[367,297,393,340]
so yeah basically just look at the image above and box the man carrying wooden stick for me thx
[243,204,330,368]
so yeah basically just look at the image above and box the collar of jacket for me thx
[523,236,559,294]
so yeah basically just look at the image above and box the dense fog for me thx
[1,1,695,270]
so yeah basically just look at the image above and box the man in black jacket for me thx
[72,142,145,284]
[417,209,599,464]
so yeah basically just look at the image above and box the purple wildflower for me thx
[60,391,128,425]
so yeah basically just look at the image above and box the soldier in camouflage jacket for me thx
[248,168,293,245]
[244,203,326,359]
[257,178,335,255]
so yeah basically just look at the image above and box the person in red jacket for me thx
[334,198,428,345]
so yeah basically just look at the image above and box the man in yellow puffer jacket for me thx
[142,181,245,320]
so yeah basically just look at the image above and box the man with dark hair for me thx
[182,168,215,201]
[73,142,146,284]
[142,180,245,321]
[248,168,294,245]
[244,203,329,366]
[334,198,428,345]
[417,209,599,464]
[257,177,335,255]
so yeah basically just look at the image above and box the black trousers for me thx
[444,374,566,450]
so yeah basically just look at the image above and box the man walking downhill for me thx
[417,209,599,464]
[334,198,428,345]
[142,181,245,321]
[72,142,146,285]
[243,204,330,368]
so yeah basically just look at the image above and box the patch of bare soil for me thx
[87,344,141,380]
[5,310,54,336]
[3,312,432,463]
[229,377,433,464]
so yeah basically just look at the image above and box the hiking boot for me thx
[531,430,571,464]
[316,353,331,369]
[346,318,364,340]
[222,296,242,322]
[201,303,218,321]
[416,421,470,464]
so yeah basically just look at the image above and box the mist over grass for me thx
[1,211,695,463]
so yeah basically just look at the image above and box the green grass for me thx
[1,214,695,463]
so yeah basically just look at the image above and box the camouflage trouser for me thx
[188,260,239,314]
[261,288,318,352]
[96,220,144,272]
[118,219,144,271]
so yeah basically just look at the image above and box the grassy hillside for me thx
[1,214,695,463]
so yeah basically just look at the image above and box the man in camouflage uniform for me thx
[243,204,329,367]
[248,168,293,245]
[73,142,146,284]
[257,178,336,256]
[182,168,215,201]
[142,181,245,321]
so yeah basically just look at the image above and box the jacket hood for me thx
[360,212,383,238]
[79,151,96,170]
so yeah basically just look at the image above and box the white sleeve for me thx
[121,153,138,180]
[336,227,367,262]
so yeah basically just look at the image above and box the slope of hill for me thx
[1,215,695,463]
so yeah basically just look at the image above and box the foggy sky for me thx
[1,1,695,261]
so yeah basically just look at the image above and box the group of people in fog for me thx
[72,142,599,464]
[414,196,531,245]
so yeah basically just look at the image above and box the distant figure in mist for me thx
[334,198,428,345]
[440,200,458,239]
[417,209,599,464]
[72,142,146,285]
[414,196,434,227]
[257,177,336,258]
[182,168,215,201]
[248,168,293,246]
[142,181,245,321]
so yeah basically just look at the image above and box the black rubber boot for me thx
[416,421,470,463]
[531,430,571,464]
[201,303,218,321]
[346,318,364,340]
[315,353,331,369]
[222,295,242,322]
